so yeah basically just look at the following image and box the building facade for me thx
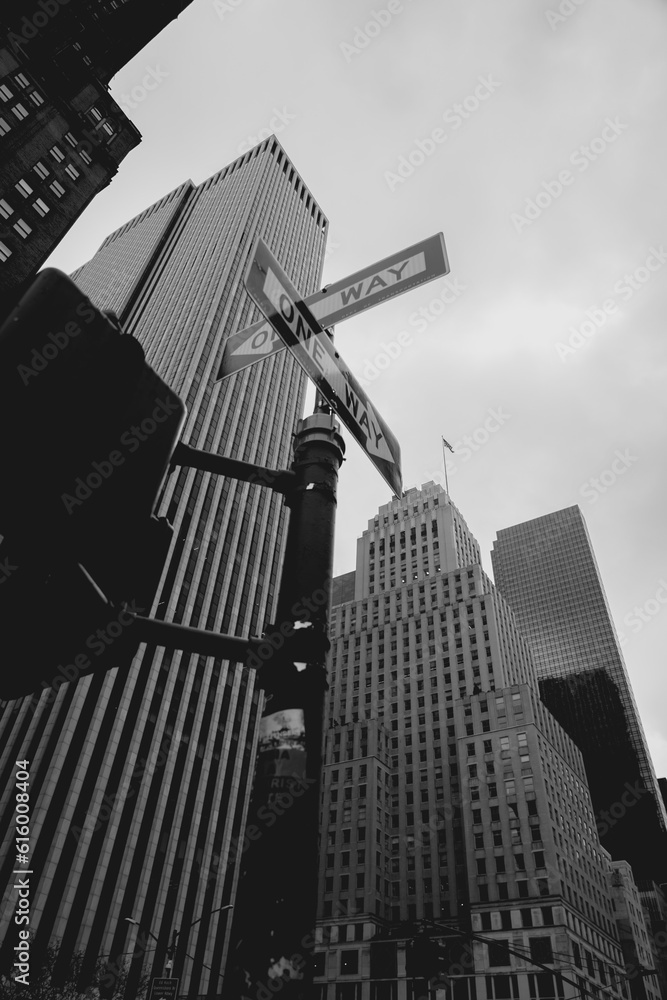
[313,483,638,1000]
[0,1,193,305]
[490,507,667,883]
[0,138,328,995]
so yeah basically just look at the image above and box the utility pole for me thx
[223,409,345,999]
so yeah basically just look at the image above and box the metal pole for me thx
[223,411,345,1000]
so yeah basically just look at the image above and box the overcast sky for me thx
[45,0,667,779]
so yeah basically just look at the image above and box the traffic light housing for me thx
[0,269,186,699]
[406,932,440,981]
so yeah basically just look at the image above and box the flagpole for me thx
[441,437,450,497]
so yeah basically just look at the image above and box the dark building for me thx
[0,1,193,307]
[0,138,328,995]
[491,506,667,883]
[312,483,649,1000]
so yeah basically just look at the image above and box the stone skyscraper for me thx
[311,485,656,1000]
[1,1,196,302]
[0,138,327,995]
[491,506,667,883]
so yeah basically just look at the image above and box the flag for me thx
[442,436,455,453]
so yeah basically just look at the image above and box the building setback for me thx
[491,506,667,883]
[313,483,652,1000]
[0,1,194,306]
[0,138,328,996]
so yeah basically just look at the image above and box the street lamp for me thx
[124,905,234,980]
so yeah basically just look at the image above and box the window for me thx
[12,104,29,121]
[65,163,80,180]
[13,218,32,238]
[33,161,50,180]
[49,145,65,162]
[79,148,92,165]
[15,179,33,198]
[0,117,11,135]
[529,938,554,965]
[29,91,44,106]
[488,940,511,967]
[0,198,13,219]
[32,198,49,217]
[340,950,359,975]
[0,84,14,101]
[0,242,11,262]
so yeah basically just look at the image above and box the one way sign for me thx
[219,232,448,380]
[246,240,402,495]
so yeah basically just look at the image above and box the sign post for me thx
[224,233,451,996]
[223,411,345,1000]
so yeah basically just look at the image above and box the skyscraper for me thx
[491,506,667,883]
[0,2,194,304]
[0,138,328,995]
[312,484,648,1000]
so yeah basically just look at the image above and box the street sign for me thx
[218,232,449,380]
[148,978,179,1000]
[245,239,402,496]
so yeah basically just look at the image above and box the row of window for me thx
[0,140,87,262]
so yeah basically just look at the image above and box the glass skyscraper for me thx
[0,138,328,995]
[491,506,667,883]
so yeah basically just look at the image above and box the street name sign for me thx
[148,978,179,1000]
[245,239,402,496]
[218,232,448,380]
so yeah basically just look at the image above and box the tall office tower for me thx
[0,138,328,995]
[609,862,662,1000]
[313,483,639,1000]
[491,506,667,883]
[637,882,667,1000]
[0,1,194,304]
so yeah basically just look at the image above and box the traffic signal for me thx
[406,932,440,981]
[0,269,186,699]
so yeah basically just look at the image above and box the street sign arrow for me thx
[218,232,448,380]
[245,239,402,496]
